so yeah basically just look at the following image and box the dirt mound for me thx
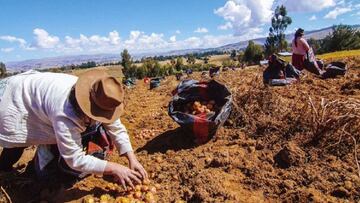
[1,57,359,202]
[274,142,306,168]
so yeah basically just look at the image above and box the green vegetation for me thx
[264,5,292,56]
[243,41,264,64]
[121,49,133,78]
[0,62,6,78]
[317,25,360,54]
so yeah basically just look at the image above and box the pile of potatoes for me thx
[184,100,217,115]
[83,179,160,203]
[134,129,158,140]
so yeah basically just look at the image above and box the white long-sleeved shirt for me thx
[0,71,132,174]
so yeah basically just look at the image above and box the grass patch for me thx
[280,49,360,62]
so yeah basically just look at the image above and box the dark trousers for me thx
[0,147,26,171]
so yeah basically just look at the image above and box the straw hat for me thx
[75,69,124,123]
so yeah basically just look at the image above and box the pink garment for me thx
[292,37,310,56]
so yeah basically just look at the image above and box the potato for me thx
[206,103,213,110]
[83,196,95,203]
[115,197,131,203]
[193,101,201,107]
[155,156,163,163]
[142,179,151,185]
[100,194,111,203]
[134,191,142,199]
[144,192,155,203]
[141,185,149,192]
[154,183,161,190]
[149,186,157,194]
[135,185,142,191]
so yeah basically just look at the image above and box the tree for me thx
[237,51,244,62]
[318,24,360,54]
[230,50,237,60]
[0,62,6,78]
[120,49,133,78]
[243,41,264,64]
[264,5,292,56]
[186,54,196,65]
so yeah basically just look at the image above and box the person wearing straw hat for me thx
[291,28,310,71]
[0,69,146,188]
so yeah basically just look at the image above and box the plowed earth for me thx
[0,57,359,203]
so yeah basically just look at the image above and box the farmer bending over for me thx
[0,69,147,188]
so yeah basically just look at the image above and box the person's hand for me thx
[125,151,148,179]
[104,162,142,190]
[129,157,148,179]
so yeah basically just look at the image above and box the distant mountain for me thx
[5,25,359,71]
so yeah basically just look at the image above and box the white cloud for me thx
[279,0,336,12]
[309,15,317,20]
[218,22,233,30]
[1,47,14,53]
[1,27,266,55]
[63,31,122,52]
[0,35,27,47]
[108,31,120,45]
[194,27,209,33]
[32,28,60,49]
[324,7,352,19]
[169,35,176,42]
[215,0,273,36]
[175,30,181,34]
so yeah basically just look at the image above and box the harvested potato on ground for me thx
[82,196,95,203]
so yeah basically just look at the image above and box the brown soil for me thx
[0,57,360,203]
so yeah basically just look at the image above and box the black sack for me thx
[168,80,232,144]
[150,78,161,89]
[321,62,347,79]
[263,55,300,85]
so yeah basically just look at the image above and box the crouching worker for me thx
[0,69,147,189]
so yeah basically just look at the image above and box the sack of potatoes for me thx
[168,80,232,144]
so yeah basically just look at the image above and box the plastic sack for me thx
[321,62,347,79]
[269,78,298,86]
[209,67,220,77]
[150,78,161,89]
[168,80,232,144]
[263,55,300,85]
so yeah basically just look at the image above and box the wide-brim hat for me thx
[75,69,124,124]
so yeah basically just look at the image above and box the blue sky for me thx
[0,0,359,62]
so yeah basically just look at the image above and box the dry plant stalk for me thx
[307,97,360,144]
[1,186,12,203]
[308,97,360,176]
